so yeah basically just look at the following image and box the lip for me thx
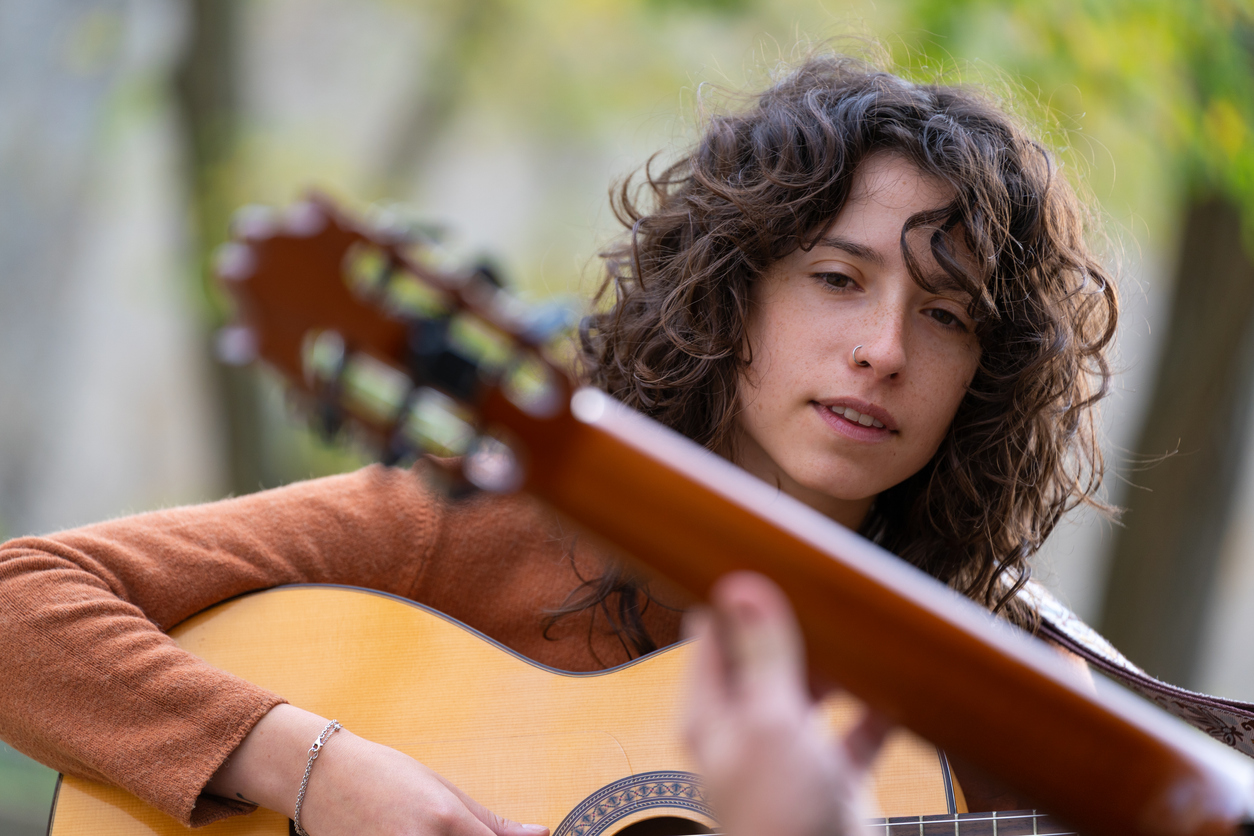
[813,398,898,442]
[817,398,898,430]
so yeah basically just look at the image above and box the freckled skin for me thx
[736,154,981,529]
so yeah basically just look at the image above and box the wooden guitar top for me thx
[48,585,954,836]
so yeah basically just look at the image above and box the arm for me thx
[205,703,547,836]
[683,572,890,836]
[0,465,441,825]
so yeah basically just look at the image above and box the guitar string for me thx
[865,809,1075,835]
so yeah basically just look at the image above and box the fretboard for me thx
[867,809,1076,835]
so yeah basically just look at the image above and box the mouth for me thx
[813,399,897,441]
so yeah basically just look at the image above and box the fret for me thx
[867,809,1077,836]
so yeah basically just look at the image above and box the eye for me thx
[814,271,857,292]
[927,307,969,331]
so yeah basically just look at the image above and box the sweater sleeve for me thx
[0,464,441,827]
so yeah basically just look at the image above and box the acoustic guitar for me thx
[47,197,1254,836]
[50,585,1075,836]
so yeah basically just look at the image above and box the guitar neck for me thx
[480,384,1254,836]
[869,810,1072,835]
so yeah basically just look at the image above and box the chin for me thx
[796,475,880,506]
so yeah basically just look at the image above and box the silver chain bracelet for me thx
[292,719,342,836]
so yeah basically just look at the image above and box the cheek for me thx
[734,332,774,438]
[738,300,793,403]
[917,350,980,443]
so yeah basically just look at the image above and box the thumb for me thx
[437,777,549,836]
[709,571,807,701]
[472,806,548,836]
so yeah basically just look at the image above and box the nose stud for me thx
[852,345,870,367]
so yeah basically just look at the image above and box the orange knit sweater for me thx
[0,463,686,827]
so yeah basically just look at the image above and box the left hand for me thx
[682,571,891,836]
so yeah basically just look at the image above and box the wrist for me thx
[207,704,341,817]
[294,719,343,836]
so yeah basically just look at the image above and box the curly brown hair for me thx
[548,53,1117,647]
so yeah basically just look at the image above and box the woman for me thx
[0,53,1115,836]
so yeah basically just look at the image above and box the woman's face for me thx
[735,154,981,528]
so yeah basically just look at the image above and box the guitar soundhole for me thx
[553,771,715,836]
[285,807,711,836]
[612,816,712,836]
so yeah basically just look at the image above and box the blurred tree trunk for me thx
[1100,199,1254,686]
[371,0,503,193]
[173,0,273,495]
[0,2,114,537]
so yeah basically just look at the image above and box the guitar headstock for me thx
[214,195,574,489]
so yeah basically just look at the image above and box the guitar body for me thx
[47,585,956,836]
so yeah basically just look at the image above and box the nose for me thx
[849,308,908,378]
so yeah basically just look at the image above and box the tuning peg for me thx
[230,205,279,241]
[215,242,257,283]
[284,201,328,237]
[214,325,258,366]
[462,434,524,493]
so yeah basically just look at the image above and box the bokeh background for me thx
[3,0,1254,832]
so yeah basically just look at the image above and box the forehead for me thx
[813,153,973,283]
[838,153,955,229]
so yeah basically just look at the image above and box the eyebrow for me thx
[817,234,975,298]
[815,235,885,267]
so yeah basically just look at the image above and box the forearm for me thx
[207,704,550,836]
[0,541,286,824]
[0,466,440,824]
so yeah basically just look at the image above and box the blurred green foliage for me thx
[889,0,1254,241]
[1,742,56,836]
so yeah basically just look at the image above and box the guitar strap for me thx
[1021,581,1254,760]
